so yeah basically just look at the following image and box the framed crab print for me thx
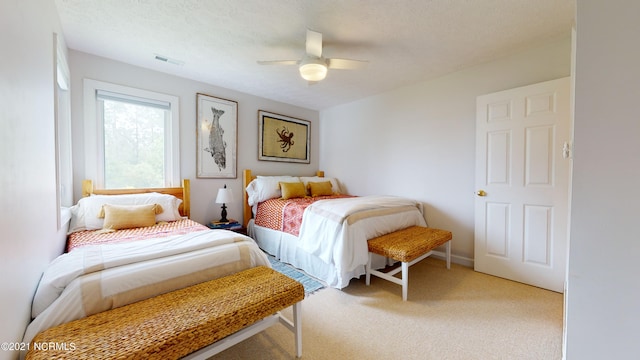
[196,93,238,178]
[258,110,310,163]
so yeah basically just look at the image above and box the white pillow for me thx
[68,192,182,233]
[300,176,342,195]
[246,176,300,206]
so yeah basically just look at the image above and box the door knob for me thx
[476,190,487,197]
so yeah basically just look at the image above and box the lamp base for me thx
[219,203,228,223]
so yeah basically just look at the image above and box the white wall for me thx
[565,1,640,358]
[0,1,68,359]
[319,35,572,262]
[69,51,320,225]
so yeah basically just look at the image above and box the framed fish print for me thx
[258,110,310,163]
[196,93,238,178]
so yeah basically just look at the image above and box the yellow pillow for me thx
[308,181,333,197]
[279,182,307,200]
[99,203,163,230]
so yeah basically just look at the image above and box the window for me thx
[84,79,180,188]
[98,90,168,188]
[55,33,73,228]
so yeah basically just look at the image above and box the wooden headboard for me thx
[242,169,324,228]
[82,179,191,219]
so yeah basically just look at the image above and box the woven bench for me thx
[365,226,452,301]
[26,266,305,360]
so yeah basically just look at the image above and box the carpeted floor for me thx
[211,257,564,360]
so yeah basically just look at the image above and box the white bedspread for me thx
[298,195,426,287]
[23,229,270,343]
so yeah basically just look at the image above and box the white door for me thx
[474,77,571,293]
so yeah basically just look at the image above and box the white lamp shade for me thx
[215,187,234,204]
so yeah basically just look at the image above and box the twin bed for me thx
[242,169,427,289]
[23,179,270,346]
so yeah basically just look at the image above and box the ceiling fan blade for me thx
[327,58,369,70]
[306,29,323,58]
[257,60,299,66]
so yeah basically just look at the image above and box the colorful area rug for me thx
[268,256,325,295]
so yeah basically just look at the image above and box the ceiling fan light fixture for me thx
[299,58,327,81]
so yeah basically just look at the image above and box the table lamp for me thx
[215,185,233,222]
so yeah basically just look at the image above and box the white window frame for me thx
[83,79,180,188]
[54,33,73,229]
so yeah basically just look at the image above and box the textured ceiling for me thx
[54,0,575,110]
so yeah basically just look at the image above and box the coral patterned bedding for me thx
[254,194,353,236]
[66,218,208,252]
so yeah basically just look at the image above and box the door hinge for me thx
[562,141,572,159]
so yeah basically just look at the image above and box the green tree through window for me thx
[100,95,168,188]
[85,79,180,189]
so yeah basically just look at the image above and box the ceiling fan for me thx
[257,29,369,82]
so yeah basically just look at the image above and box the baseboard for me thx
[430,250,474,268]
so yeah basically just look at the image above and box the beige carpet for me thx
[211,257,563,360]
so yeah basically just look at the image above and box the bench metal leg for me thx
[367,251,434,301]
[293,302,302,358]
[278,302,302,358]
[401,261,409,301]
[446,240,451,269]
[365,252,373,285]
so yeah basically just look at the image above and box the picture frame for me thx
[196,93,238,178]
[258,110,310,163]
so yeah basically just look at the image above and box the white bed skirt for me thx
[248,220,388,289]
